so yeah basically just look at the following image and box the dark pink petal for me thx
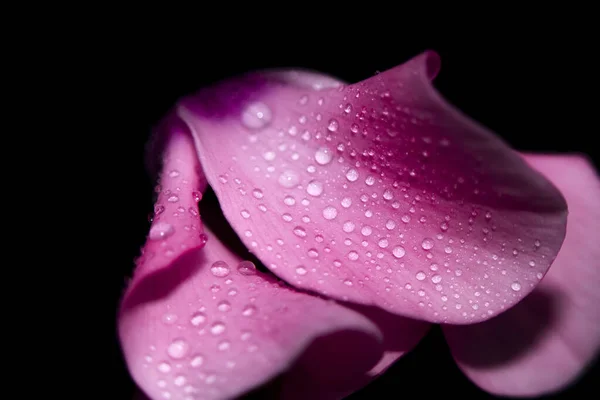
[443,154,600,396]
[177,51,567,324]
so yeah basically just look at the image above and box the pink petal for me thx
[443,154,600,396]
[177,51,567,324]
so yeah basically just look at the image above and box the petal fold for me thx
[443,154,600,396]
[177,52,567,324]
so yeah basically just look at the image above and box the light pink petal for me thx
[119,126,396,399]
[443,154,600,396]
[177,51,567,324]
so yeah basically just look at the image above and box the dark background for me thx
[97,22,598,399]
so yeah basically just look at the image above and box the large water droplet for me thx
[306,180,324,196]
[217,300,232,312]
[167,339,189,359]
[149,222,175,240]
[237,261,257,275]
[241,102,272,129]
[343,221,355,233]
[278,170,300,188]
[327,119,339,132]
[511,282,522,292]
[416,271,426,281]
[346,169,359,182]
[284,196,296,206]
[421,238,434,250]
[190,312,206,327]
[210,322,226,335]
[315,147,333,165]
[210,261,230,277]
[392,246,406,258]
[322,206,338,220]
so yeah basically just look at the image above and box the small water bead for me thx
[210,322,226,335]
[167,195,179,203]
[263,151,276,161]
[258,204,267,212]
[343,221,355,233]
[306,180,324,196]
[327,119,339,132]
[385,219,396,230]
[421,238,434,250]
[162,313,177,325]
[217,300,232,312]
[431,274,442,283]
[444,246,453,254]
[441,222,449,231]
[350,123,359,133]
[365,176,376,186]
[278,170,300,188]
[167,339,189,359]
[401,215,411,223]
[341,197,352,208]
[344,279,353,286]
[378,239,389,248]
[393,246,406,258]
[242,305,257,316]
[511,282,522,292]
[158,362,172,373]
[241,102,272,129]
[383,189,394,200]
[190,355,204,368]
[168,170,180,178]
[240,210,250,219]
[283,196,296,206]
[252,189,264,199]
[307,248,319,258]
[529,260,536,267]
[293,226,307,237]
[348,251,359,261]
[149,222,175,240]
[361,226,372,236]
[344,103,353,114]
[174,376,186,387]
[322,206,338,220]
[346,169,359,182]
[190,312,207,327]
[218,341,231,351]
[296,266,307,275]
[315,147,333,165]
[416,271,426,281]
[282,213,293,222]
[237,261,257,275]
[210,261,230,277]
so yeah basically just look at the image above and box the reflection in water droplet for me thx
[416,271,426,281]
[346,169,359,182]
[190,312,207,326]
[315,147,333,165]
[242,305,257,316]
[306,180,324,196]
[327,119,339,132]
[421,238,434,250]
[322,206,338,220]
[167,339,189,359]
[278,170,300,188]
[296,266,307,275]
[237,261,257,275]
[511,282,522,292]
[158,362,171,373]
[210,261,230,277]
[217,300,231,312]
[293,226,307,237]
[284,196,296,206]
[190,354,204,367]
[210,322,226,335]
[393,246,406,258]
[149,222,175,240]
[241,102,272,129]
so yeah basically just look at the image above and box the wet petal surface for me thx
[178,52,567,323]
[444,154,600,396]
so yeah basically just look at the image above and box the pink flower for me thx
[118,51,600,399]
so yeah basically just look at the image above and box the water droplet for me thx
[322,206,338,220]
[240,209,250,219]
[242,305,257,316]
[263,151,276,161]
[393,246,406,258]
[162,313,178,325]
[343,279,353,286]
[306,180,324,196]
[296,266,307,275]
[293,226,307,237]
[282,213,293,222]
[383,189,394,200]
[210,261,230,277]
[167,195,179,203]
[431,274,442,283]
[416,271,426,281]
[365,176,375,186]
[278,170,300,188]
[190,354,204,367]
[511,282,522,292]
[343,221,355,233]
[341,197,352,208]
[217,300,231,312]
[158,362,171,373]
[327,119,339,132]
[168,170,180,178]
[378,239,389,248]
[190,312,207,327]
[237,261,257,275]
[241,102,272,129]
[210,322,226,335]
[348,251,359,261]
[149,222,175,240]
[421,238,434,250]
[252,189,264,199]
[529,260,536,267]
[174,375,186,387]
[218,340,231,351]
[385,219,396,230]
[167,339,189,359]
[315,147,333,165]
[283,195,296,206]
[361,226,372,236]
[401,215,411,223]
[346,169,359,182]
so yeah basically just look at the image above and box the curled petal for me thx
[177,51,567,324]
[443,154,600,396]
[119,128,390,400]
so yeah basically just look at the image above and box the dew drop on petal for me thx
[149,222,175,240]
[306,180,324,196]
[241,102,272,129]
[421,238,434,250]
[210,261,230,277]
[210,322,226,335]
[315,147,333,165]
[327,119,339,132]
[322,206,338,220]
[346,169,359,182]
[393,246,406,258]
[278,170,300,188]
[167,339,189,359]
[511,282,522,292]
[296,266,307,275]
[237,261,257,275]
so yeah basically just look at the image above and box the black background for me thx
[96,21,598,400]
